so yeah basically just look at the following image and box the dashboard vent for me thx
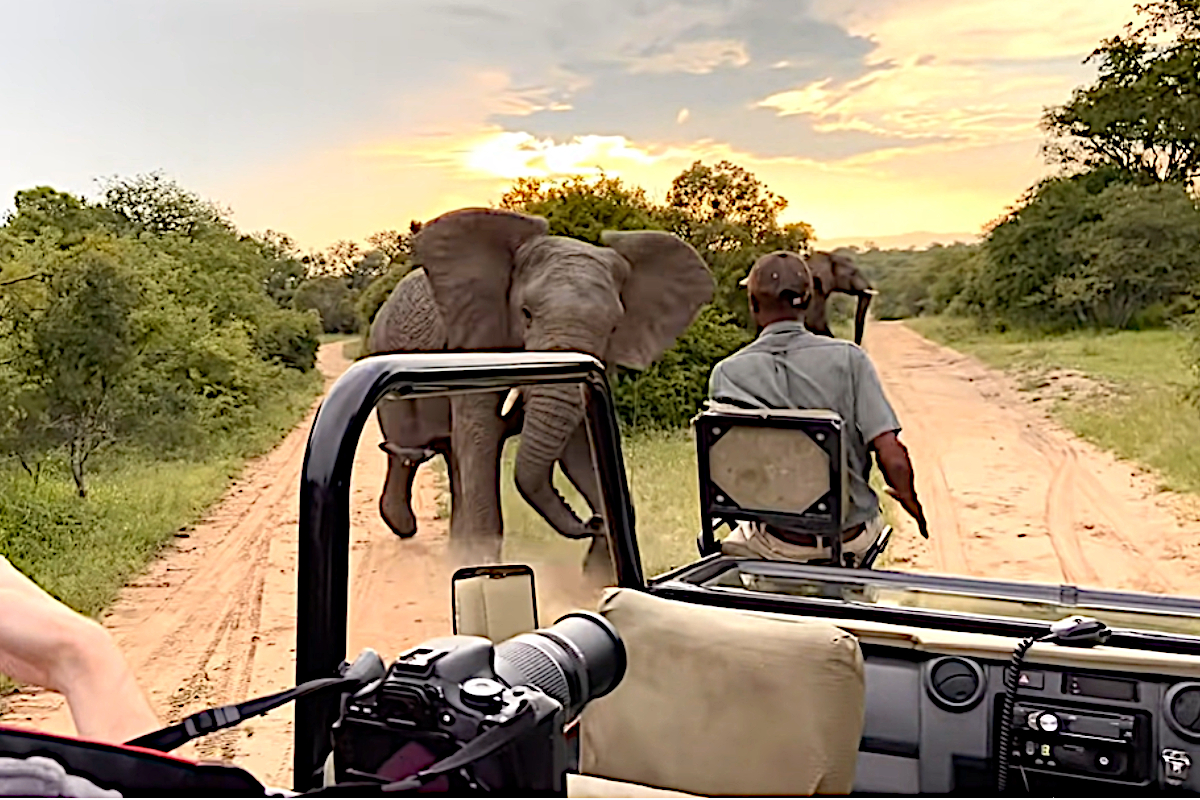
[927,656,986,711]
[1166,683,1200,740]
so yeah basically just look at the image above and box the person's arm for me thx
[871,431,929,539]
[0,556,160,743]
[850,350,929,538]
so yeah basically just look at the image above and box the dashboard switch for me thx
[1038,712,1060,733]
[1164,749,1191,787]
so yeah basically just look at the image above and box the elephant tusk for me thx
[501,388,521,418]
[862,289,879,296]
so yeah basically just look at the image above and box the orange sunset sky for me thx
[2,0,1143,251]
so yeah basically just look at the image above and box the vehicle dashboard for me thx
[856,645,1199,794]
[645,556,1200,795]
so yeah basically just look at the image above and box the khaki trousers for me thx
[721,514,885,567]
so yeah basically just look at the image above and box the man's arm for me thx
[871,431,929,539]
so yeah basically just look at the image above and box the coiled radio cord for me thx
[995,617,1111,793]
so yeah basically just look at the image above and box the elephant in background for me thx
[802,250,877,345]
[367,207,714,565]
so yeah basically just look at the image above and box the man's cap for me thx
[740,251,812,306]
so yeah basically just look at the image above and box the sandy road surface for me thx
[865,321,1200,595]
[6,323,1200,787]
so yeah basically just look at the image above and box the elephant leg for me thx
[376,394,450,538]
[445,392,507,566]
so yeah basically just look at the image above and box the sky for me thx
[1,0,1142,252]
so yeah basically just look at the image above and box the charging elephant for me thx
[803,251,877,345]
[367,207,714,565]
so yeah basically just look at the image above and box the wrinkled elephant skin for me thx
[366,208,714,570]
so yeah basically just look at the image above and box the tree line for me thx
[852,0,1200,334]
[0,174,326,497]
[0,157,822,502]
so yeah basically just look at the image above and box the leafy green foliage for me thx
[356,260,412,328]
[850,243,983,321]
[0,175,324,496]
[498,173,662,242]
[293,276,360,334]
[1042,0,1200,183]
[973,175,1200,329]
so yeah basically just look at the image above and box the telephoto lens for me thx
[493,611,626,721]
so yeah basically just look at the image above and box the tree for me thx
[99,172,232,238]
[293,276,359,333]
[498,173,661,243]
[1054,182,1200,327]
[1042,0,1200,183]
[662,160,811,246]
[252,230,309,308]
[15,245,143,497]
[2,187,115,249]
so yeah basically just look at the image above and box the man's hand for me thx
[873,431,930,540]
[885,488,929,539]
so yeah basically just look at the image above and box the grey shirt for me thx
[707,321,901,529]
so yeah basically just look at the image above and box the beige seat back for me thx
[579,588,865,796]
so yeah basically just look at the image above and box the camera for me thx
[329,611,626,794]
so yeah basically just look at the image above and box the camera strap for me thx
[125,675,364,753]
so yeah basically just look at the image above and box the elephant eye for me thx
[521,306,532,322]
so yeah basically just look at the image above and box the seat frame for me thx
[693,405,851,565]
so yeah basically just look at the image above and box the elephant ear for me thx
[601,230,715,370]
[412,207,548,349]
[807,251,833,296]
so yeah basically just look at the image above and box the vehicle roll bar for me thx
[291,351,642,791]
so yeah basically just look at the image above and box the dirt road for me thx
[865,321,1200,594]
[6,324,1200,787]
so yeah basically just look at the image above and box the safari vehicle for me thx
[6,350,1200,797]
[284,350,1200,796]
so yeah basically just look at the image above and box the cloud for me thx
[677,108,691,124]
[810,0,1140,63]
[625,39,751,74]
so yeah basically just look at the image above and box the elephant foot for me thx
[379,499,419,539]
[446,535,503,569]
[582,534,615,583]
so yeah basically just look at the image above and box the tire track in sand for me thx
[863,321,1200,594]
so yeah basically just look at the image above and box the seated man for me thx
[707,251,928,566]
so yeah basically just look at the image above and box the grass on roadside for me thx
[0,368,322,700]
[908,316,1200,495]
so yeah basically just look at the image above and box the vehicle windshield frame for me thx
[290,350,642,790]
[651,556,1200,655]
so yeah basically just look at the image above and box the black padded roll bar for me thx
[291,351,643,791]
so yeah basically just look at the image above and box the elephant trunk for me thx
[514,383,594,540]
[854,291,874,346]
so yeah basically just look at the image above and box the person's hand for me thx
[0,556,159,743]
[886,488,929,539]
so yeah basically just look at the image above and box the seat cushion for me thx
[579,588,865,796]
[567,773,698,798]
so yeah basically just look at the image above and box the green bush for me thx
[293,276,360,333]
[254,307,322,371]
